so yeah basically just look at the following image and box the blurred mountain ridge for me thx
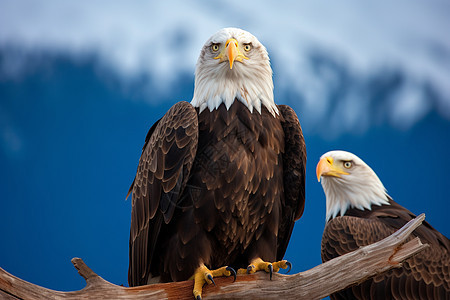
[1,44,448,141]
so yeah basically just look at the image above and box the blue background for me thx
[0,0,449,294]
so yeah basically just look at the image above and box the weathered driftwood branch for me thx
[0,214,428,300]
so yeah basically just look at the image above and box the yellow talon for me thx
[271,260,289,272]
[191,264,236,300]
[237,258,291,280]
[237,268,249,275]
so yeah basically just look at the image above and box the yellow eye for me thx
[343,161,352,169]
[243,44,252,52]
[211,44,220,52]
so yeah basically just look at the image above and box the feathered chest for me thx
[186,101,285,250]
[192,102,284,189]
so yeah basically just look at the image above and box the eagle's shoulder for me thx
[322,214,397,261]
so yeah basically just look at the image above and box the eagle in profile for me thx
[317,150,449,300]
[128,28,306,299]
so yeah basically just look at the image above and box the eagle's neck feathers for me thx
[191,39,278,117]
[322,169,390,221]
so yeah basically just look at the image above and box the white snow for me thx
[1,0,449,134]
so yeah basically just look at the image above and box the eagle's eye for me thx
[243,43,252,52]
[343,161,352,169]
[211,44,220,52]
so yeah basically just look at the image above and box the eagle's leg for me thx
[191,263,236,300]
[237,257,292,280]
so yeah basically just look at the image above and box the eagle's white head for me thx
[316,150,391,221]
[191,27,278,117]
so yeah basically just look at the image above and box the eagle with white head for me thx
[191,28,277,116]
[128,28,306,299]
[317,150,449,299]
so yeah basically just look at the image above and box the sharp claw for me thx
[268,264,273,280]
[207,274,216,286]
[247,265,253,274]
[285,261,292,274]
[226,266,237,282]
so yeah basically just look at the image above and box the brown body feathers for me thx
[322,199,450,300]
[128,100,306,285]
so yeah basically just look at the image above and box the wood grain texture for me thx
[0,214,428,299]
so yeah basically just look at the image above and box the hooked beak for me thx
[316,156,349,182]
[214,38,248,69]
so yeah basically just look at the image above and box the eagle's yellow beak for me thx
[214,38,248,69]
[316,156,349,182]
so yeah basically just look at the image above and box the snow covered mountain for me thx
[1,0,449,137]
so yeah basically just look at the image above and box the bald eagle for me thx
[317,150,449,300]
[128,28,306,299]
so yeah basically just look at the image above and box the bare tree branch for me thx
[0,214,427,299]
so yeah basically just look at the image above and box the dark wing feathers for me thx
[126,119,161,200]
[322,203,450,300]
[128,101,306,284]
[276,105,306,261]
[128,101,198,286]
